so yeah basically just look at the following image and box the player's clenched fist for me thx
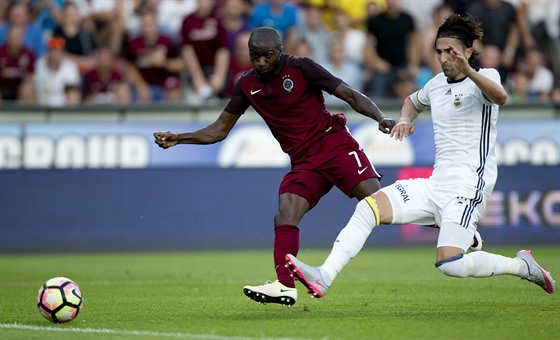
[153,131,178,149]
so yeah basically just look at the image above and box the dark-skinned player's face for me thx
[249,42,281,76]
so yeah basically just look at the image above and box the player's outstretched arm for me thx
[153,111,241,149]
[333,82,395,134]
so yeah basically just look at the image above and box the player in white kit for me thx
[285,13,556,296]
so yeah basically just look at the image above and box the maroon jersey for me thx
[0,44,34,99]
[225,58,252,97]
[124,35,177,85]
[225,54,344,159]
[83,68,124,97]
[180,13,228,68]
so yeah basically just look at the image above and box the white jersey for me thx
[34,57,81,107]
[409,68,501,199]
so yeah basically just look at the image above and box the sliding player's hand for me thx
[390,121,416,141]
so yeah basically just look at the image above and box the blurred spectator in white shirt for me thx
[34,37,81,107]
[296,5,331,64]
[158,0,197,41]
[511,47,554,102]
[330,9,366,66]
[323,38,363,108]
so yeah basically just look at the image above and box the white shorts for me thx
[379,178,486,250]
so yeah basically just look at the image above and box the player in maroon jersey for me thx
[154,27,396,306]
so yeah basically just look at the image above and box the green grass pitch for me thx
[1,247,558,339]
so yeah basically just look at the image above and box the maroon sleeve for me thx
[224,80,251,115]
[124,39,136,62]
[180,16,191,46]
[216,19,229,50]
[299,57,343,95]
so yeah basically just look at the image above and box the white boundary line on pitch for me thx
[0,323,312,340]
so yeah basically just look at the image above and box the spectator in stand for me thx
[0,1,46,57]
[162,73,183,103]
[0,1,9,26]
[323,38,363,108]
[0,24,35,102]
[399,0,440,32]
[64,83,82,106]
[34,37,81,107]
[120,0,158,39]
[308,0,386,30]
[443,0,468,15]
[467,0,518,84]
[218,0,251,55]
[511,47,554,102]
[419,3,454,87]
[517,0,560,102]
[71,0,121,54]
[330,9,367,66]
[124,8,182,103]
[248,0,300,54]
[27,0,64,38]
[293,38,312,58]
[334,0,386,27]
[181,0,230,100]
[389,70,417,100]
[52,1,97,74]
[157,0,197,42]
[83,46,131,104]
[510,70,530,103]
[225,30,252,97]
[364,0,419,99]
[295,5,331,64]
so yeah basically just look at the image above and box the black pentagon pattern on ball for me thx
[37,279,83,323]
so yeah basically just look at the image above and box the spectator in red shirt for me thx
[83,46,131,104]
[0,24,35,102]
[180,0,230,100]
[225,30,252,97]
[124,8,182,103]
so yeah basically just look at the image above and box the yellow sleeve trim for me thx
[415,91,429,108]
[364,196,380,226]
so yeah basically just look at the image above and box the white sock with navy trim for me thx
[321,197,379,285]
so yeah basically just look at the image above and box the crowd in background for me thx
[0,0,558,107]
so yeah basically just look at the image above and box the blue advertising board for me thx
[1,119,558,169]
[0,166,557,253]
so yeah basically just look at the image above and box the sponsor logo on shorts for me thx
[395,183,410,203]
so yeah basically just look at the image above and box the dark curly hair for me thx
[435,13,484,68]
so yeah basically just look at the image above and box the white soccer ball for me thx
[37,277,83,323]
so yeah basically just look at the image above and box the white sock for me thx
[438,251,527,278]
[321,197,378,285]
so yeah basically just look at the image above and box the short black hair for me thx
[248,27,282,50]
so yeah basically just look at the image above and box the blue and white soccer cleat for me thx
[243,280,297,306]
[515,250,556,294]
[285,254,330,298]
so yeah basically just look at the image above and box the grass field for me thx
[0,247,558,339]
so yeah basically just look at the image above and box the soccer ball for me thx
[37,277,83,323]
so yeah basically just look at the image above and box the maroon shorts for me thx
[279,127,381,209]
